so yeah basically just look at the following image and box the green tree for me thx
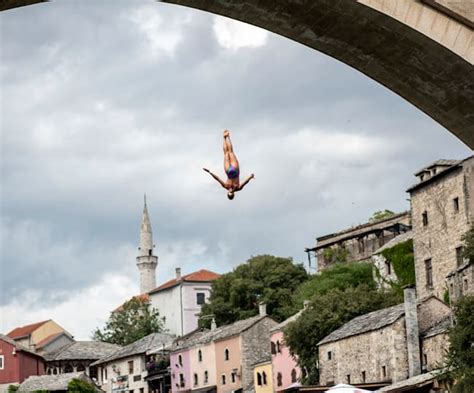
[199,255,308,326]
[67,378,97,393]
[92,297,165,346]
[369,209,395,222]
[293,262,377,307]
[284,285,400,384]
[7,386,19,393]
[461,223,474,263]
[442,295,474,393]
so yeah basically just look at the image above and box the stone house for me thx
[371,231,414,289]
[317,288,451,386]
[44,341,120,381]
[407,156,474,301]
[0,334,45,392]
[253,360,273,393]
[6,320,73,352]
[149,268,221,337]
[270,306,307,392]
[170,304,277,393]
[306,212,411,272]
[18,371,99,392]
[93,332,174,393]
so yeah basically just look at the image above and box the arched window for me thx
[194,373,198,386]
[198,350,202,362]
[276,341,281,353]
[271,341,276,354]
[277,372,283,387]
[262,371,267,385]
[291,369,297,383]
[257,372,262,386]
[224,348,230,361]
[221,374,226,385]
[178,354,183,366]
[204,370,208,384]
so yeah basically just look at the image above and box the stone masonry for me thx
[408,157,474,300]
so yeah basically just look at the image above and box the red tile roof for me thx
[113,293,150,312]
[149,269,220,294]
[7,320,50,339]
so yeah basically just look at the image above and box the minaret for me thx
[136,195,158,294]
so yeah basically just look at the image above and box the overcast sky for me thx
[0,0,471,340]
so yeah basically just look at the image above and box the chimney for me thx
[175,267,181,280]
[259,302,267,316]
[303,300,311,309]
[211,318,217,331]
[403,286,421,377]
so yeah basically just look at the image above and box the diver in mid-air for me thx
[203,130,255,200]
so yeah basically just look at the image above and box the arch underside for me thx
[2,0,473,147]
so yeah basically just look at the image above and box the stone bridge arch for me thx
[2,0,473,147]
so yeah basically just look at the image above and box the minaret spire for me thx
[136,195,158,293]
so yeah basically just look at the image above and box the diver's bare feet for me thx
[223,130,230,138]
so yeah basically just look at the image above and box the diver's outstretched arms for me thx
[238,173,255,191]
[203,168,227,189]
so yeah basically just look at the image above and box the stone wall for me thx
[241,317,277,393]
[410,158,474,300]
[318,318,409,385]
[446,263,474,302]
[422,332,450,372]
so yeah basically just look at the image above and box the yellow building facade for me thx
[253,361,273,393]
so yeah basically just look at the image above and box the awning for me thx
[377,370,441,392]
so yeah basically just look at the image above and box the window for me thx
[382,366,387,379]
[422,211,428,226]
[77,364,85,372]
[277,372,282,387]
[198,350,202,362]
[464,278,469,292]
[224,348,230,361]
[358,238,365,253]
[425,259,433,287]
[64,365,73,373]
[232,372,237,383]
[423,354,428,365]
[204,371,208,384]
[385,261,392,275]
[105,368,107,381]
[271,341,276,354]
[346,375,351,384]
[179,374,185,387]
[262,371,267,385]
[128,360,134,375]
[194,373,198,386]
[196,292,205,305]
[0,355,3,370]
[454,197,460,213]
[327,351,332,360]
[140,389,144,393]
[456,246,464,267]
[276,341,281,353]
[133,375,142,382]
[362,371,366,383]
[221,374,226,385]
[291,369,297,383]
[257,372,262,386]
[178,355,183,366]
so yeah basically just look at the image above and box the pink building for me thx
[271,307,307,392]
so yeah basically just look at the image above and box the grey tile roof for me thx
[421,317,452,338]
[173,315,270,351]
[270,310,304,332]
[44,341,120,361]
[92,332,174,365]
[373,231,414,254]
[18,372,100,392]
[377,370,441,392]
[318,303,406,346]
[413,159,460,175]
[0,334,44,358]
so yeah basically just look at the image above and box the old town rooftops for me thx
[7,320,50,339]
[92,332,174,366]
[44,340,120,362]
[18,372,99,392]
[307,211,411,251]
[0,334,44,358]
[149,269,220,294]
[172,315,271,351]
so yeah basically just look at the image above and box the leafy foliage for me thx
[442,296,474,393]
[369,209,395,222]
[284,285,401,384]
[322,247,349,265]
[293,262,377,307]
[199,255,308,326]
[7,386,19,393]
[379,239,416,295]
[461,223,474,263]
[92,297,165,346]
[67,378,97,393]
